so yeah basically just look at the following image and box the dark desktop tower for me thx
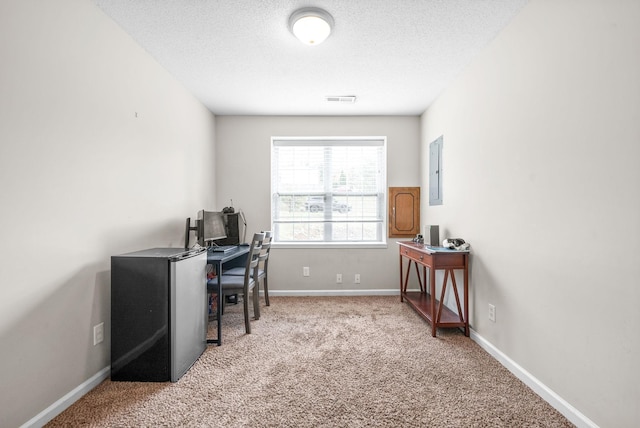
[111,247,207,382]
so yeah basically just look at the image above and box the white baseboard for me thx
[266,289,400,296]
[470,330,598,428]
[21,366,110,428]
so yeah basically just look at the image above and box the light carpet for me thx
[47,296,574,427]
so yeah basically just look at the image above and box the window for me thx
[271,137,387,246]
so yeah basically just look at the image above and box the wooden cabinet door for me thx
[388,187,420,237]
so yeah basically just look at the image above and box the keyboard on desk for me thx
[208,245,237,254]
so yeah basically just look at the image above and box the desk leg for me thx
[216,276,222,345]
[206,264,223,346]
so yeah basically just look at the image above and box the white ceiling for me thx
[93,0,529,116]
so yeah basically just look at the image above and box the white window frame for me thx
[271,136,388,249]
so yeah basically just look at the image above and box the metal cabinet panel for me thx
[429,136,443,206]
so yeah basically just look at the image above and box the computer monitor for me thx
[197,210,227,245]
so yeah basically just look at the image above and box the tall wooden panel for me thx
[388,187,420,237]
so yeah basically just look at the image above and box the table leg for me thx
[430,266,436,337]
[399,253,404,302]
[422,265,427,294]
[436,269,450,324]
[464,255,469,336]
[414,262,424,293]
[449,269,464,324]
[402,259,414,298]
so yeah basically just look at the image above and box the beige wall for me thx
[215,116,421,293]
[5,0,638,426]
[0,0,216,426]
[421,0,640,426]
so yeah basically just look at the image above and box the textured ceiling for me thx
[93,0,529,116]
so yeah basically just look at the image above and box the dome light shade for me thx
[289,8,334,46]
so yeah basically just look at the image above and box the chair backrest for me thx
[244,232,265,284]
[259,231,272,266]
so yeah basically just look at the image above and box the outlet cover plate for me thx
[488,304,496,322]
[93,322,104,345]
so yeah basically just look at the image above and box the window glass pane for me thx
[272,137,386,244]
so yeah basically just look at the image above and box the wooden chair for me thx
[207,232,264,334]
[224,231,272,306]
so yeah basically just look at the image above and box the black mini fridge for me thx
[111,247,207,382]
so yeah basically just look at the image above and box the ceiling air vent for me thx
[325,95,356,103]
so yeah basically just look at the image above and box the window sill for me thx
[272,242,388,250]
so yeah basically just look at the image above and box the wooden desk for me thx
[398,242,469,337]
[206,245,250,346]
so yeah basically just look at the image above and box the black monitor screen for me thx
[197,210,227,244]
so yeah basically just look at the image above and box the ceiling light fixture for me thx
[289,7,334,46]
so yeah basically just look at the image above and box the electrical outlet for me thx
[354,274,361,284]
[93,322,104,345]
[488,304,496,322]
[303,266,310,277]
[336,273,342,284]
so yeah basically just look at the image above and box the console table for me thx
[398,242,469,337]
